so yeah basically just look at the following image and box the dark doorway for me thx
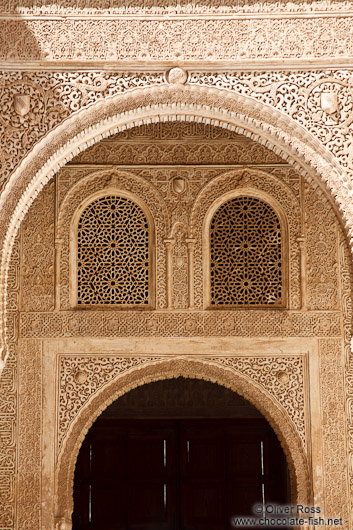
[73,379,290,530]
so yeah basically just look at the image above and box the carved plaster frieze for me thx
[2,18,353,65]
[19,310,341,338]
[191,71,353,177]
[3,0,353,15]
[0,71,165,192]
[0,68,352,209]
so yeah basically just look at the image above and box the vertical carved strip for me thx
[0,235,19,530]
[17,340,42,530]
[338,236,353,527]
[186,238,196,310]
[297,236,307,310]
[164,239,175,310]
[172,226,189,310]
[297,175,307,310]
[304,184,338,310]
[54,239,63,310]
[20,181,55,312]
[319,338,349,521]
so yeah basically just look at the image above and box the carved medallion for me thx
[167,67,187,85]
[171,177,187,194]
[13,94,30,117]
[320,91,339,115]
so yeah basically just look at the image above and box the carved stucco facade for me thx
[1,3,353,529]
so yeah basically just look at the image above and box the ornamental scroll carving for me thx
[1,69,353,203]
[0,72,165,192]
[191,71,353,177]
[57,354,306,455]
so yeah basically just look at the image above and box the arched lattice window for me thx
[210,196,283,306]
[76,195,151,306]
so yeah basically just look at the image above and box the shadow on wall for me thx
[1,19,41,62]
[101,377,264,419]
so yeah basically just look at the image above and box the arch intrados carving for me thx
[55,358,311,524]
[191,167,300,231]
[202,187,289,236]
[202,188,289,309]
[1,83,351,368]
[58,168,168,239]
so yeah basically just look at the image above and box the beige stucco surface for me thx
[1,3,353,529]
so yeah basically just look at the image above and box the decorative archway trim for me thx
[1,83,352,368]
[55,358,312,526]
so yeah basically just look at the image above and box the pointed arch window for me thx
[209,195,285,307]
[75,194,152,307]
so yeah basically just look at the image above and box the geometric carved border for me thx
[20,310,341,338]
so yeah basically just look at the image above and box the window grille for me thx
[210,196,282,306]
[77,195,149,305]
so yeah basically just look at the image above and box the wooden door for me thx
[73,419,289,530]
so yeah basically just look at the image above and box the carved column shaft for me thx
[164,239,175,310]
[297,236,307,310]
[55,238,63,310]
[186,238,196,310]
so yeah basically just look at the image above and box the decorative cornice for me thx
[1,17,353,65]
[2,0,353,16]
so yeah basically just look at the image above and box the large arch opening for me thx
[1,82,352,369]
[4,106,347,529]
[72,378,290,530]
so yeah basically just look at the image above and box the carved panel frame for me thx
[58,168,168,310]
[39,337,315,528]
[202,187,290,309]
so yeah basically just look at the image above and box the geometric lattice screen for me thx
[210,196,282,306]
[77,195,149,305]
